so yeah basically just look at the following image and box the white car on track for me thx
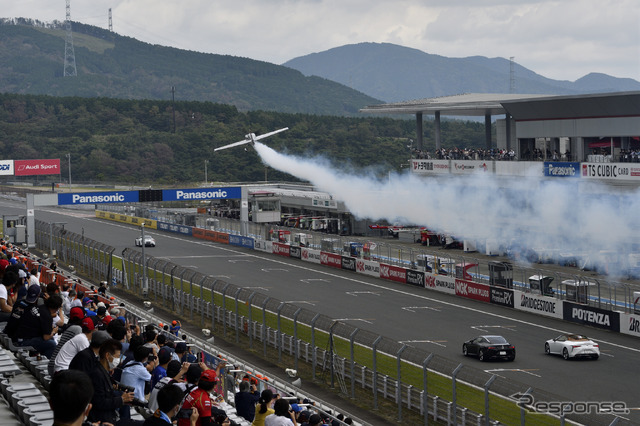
[545,333,599,360]
[135,236,156,247]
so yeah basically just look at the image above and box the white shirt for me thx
[54,333,90,373]
[264,415,295,426]
[0,284,7,301]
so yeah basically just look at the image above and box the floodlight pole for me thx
[141,223,147,296]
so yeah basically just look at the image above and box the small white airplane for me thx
[214,127,289,152]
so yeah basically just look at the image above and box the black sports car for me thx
[462,335,515,361]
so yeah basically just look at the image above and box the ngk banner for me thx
[0,160,13,175]
[455,279,490,302]
[14,159,60,176]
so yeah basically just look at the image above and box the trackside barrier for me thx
[85,215,627,425]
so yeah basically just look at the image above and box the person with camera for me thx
[144,384,199,426]
[88,338,136,425]
[120,346,156,401]
[178,369,230,426]
[264,399,297,426]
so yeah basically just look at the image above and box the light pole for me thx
[141,223,147,296]
[204,160,209,185]
[66,153,72,192]
[49,221,67,257]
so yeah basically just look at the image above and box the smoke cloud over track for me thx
[255,142,638,277]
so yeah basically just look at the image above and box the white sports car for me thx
[135,236,156,247]
[545,333,599,360]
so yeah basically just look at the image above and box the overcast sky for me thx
[6,0,640,82]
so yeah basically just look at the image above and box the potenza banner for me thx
[563,301,620,332]
[14,159,60,176]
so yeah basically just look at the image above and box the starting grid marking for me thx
[300,279,330,284]
[334,318,375,324]
[260,268,289,272]
[485,368,542,378]
[402,306,441,313]
[471,325,517,333]
[400,339,448,348]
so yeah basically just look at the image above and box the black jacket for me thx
[88,363,123,424]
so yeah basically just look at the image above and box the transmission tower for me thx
[509,56,515,93]
[63,0,77,77]
[108,8,113,32]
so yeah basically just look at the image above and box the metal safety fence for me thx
[35,219,625,425]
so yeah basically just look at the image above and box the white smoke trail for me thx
[254,142,639,277]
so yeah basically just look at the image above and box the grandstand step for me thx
[17,396,49,418]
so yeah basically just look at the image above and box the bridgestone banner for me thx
[514,290,563,319]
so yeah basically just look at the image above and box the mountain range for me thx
[283,42,640,102]
[1,19,638,114]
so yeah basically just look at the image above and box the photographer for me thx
[264,399,297,426]
[89,339,135,425]
[178,370,230,426]
[144,384,198,426]
[120,346,156,401]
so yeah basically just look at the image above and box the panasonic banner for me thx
[58,191,139,205]
[543,162,580,177]
[162,187,241,201]
[514,290,563,319]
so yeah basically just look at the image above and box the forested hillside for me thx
[0,93,489,184]
[0,19,379,116]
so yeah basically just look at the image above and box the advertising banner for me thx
[514,290,563,319]
[411,159,450,175]
[162,187,242,201]
[301,248,321,264]
[58,190,139,205]
[320,252,342,268]
[253,239,272,253]
[406,269,425,287]
[379,264,406,283]
[14,159,60,176]
[490,287,514,308]
[451,161,490,174]
[581,163,640,181]
[158,222,193,236]
[341,256,356,271]
[543,162,580,177]
[229,234,254,249]
[355,259,380,277]
[455,279,490,302]
[563,301,620,332]
[0,160,13,176]
[427,275,456,295]
[272,242,290,257]
[289,246,302,259]
[619,313,640,338]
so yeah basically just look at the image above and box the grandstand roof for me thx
[360,91,640,118]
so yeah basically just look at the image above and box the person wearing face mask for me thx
[88,339,135,425]
[49,369,95,426]
[143,384,199,426]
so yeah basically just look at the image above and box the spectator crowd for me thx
[0,240,353,426]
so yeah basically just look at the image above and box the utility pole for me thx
[108,8,113,32]
[204,160,209,185]
[66,153,72,192]
[171,86,176,133]
[63,0,77,77]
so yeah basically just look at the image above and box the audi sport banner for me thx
[0,160,13,175]
[14,159,60,176]
[563,301,620,332]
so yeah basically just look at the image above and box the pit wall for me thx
[96,211,640,338]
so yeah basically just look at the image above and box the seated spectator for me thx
[92,305,109,330]
[144,384,199,426]
[48,307,86,375]
[178,369,228,426]
[5,286,61,358]
[265,398,296,426]
[49,369,94,426]
[69,330,110,375]
[305,414,322,426]
[0,270,18,322]
[83,297,97,317]
[252,389,275,426]
[54,317,95,373]
[175,342,197,363]
[234,380,260,422]
[120,346,155,401]
[88,339,135,425]
[151,347,173,388]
